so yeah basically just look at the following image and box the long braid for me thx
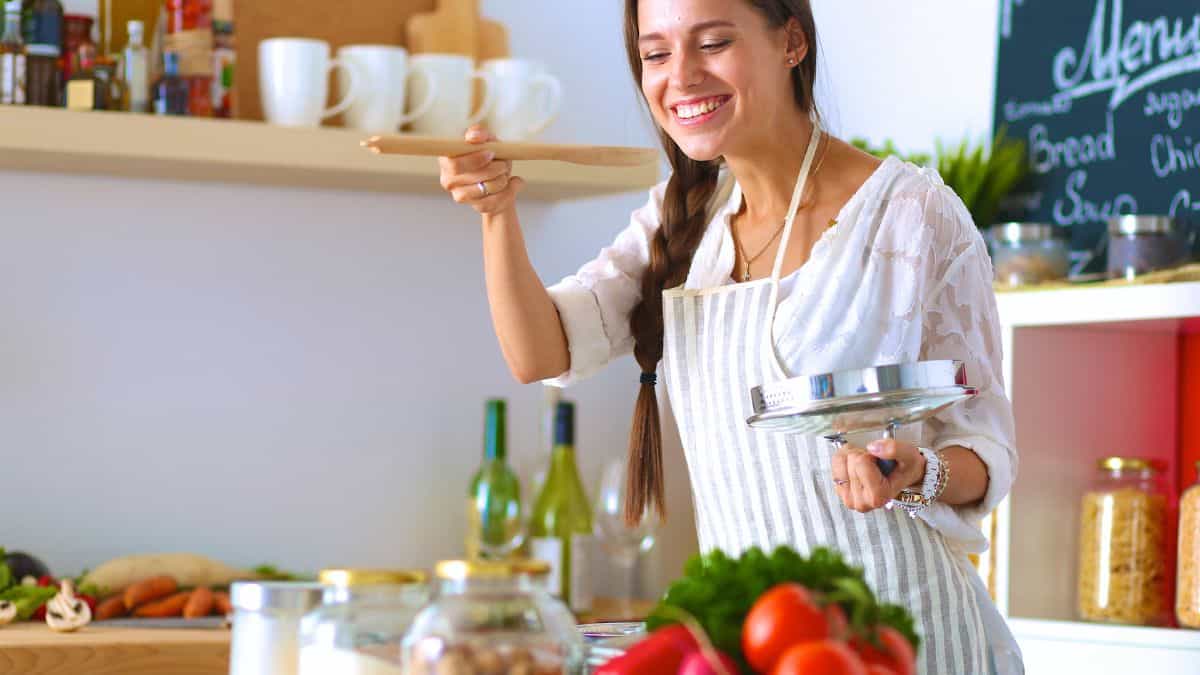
[621,0,819,524]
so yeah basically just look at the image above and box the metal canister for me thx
[1106,215,1192,280]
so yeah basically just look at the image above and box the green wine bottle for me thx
[466,399,524,560]
[529,400,593,612]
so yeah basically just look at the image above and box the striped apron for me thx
[661,125,992,674]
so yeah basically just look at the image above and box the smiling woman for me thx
[434,1,1021,673]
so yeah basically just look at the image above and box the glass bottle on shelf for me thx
[1077,457,1169,626]
[120,19,148,112]
[60,13,91,84]
[528,400,593,613]
[154,50,187,115]
[466,399,524,561]
[22,0,57,106]
[1177,461,1200,628]
[1,0,27,105]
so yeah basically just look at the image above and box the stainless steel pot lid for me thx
[746,360,977,435]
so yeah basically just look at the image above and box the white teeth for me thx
[676,98,723,119]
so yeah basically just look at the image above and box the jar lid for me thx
[1097,456,1161,472]
[989,222,1062,244]
[318,568,428,587]
[230,581,326,612]
[435,559,551,581]
[1107,215,1177,236]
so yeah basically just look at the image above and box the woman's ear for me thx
[785,17,809,65]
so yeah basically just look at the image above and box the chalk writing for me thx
[1053,169,1138,226]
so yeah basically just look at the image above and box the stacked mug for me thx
[257,38,562,140]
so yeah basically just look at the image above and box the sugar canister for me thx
[1106,215,1192,280]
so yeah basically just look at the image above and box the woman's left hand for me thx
[832,440,926,513]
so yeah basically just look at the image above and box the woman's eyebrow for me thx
[638,19,737,43]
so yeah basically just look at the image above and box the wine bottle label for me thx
[66,79,94,111]
[530,537,564,597]
[530,535,593,612]
[569,534,593,612]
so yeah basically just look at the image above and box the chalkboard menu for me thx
[994,0,1200,257]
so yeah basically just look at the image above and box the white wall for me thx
[0,0,999,593]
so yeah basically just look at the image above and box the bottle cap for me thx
[555,400,575,446]
[127,20,144,38]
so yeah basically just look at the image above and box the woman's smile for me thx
[670,94,733,127]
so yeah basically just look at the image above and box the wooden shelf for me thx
[0,106,659,201]
[0,623,228,675]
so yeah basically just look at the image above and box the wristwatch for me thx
[889,447,948,517]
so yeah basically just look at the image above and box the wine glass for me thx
[593,455,660,599]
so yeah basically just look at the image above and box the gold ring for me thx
[477,181,489,197]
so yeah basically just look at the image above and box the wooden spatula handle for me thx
[362,136,658,167]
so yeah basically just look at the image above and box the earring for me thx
[787,57,797,66]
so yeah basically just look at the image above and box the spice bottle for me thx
[1,0,27,105]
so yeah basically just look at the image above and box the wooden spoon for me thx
[362,136,660,168]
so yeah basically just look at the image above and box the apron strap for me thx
[761,123,823,380]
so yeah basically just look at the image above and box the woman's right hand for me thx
[438,126,525,216]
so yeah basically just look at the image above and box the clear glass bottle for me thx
[528,400,594,613]
[1077,457,1169,626]
[466,399,524,560]
[1177,462,1200,628]
[154,50,188,115]
[121,20,148,112]
[297,569,431,675]
[0,0,27,105]
[402,559,585,675]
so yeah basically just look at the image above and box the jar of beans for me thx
[1178,462,1200,628]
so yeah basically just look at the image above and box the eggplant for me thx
[5,551,50,582]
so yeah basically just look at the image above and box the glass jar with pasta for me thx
[1077,457,1169,626]
[1178,462,1200,629]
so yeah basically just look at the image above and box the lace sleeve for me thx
[542,181,666,387]
[915,182,1018,551]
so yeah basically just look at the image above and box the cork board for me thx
[233,0,437,122]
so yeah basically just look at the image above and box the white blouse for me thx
[543,156,1018,553]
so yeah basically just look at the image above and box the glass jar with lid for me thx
[985,222,1071,288]
[1077,457,1169,626]
[1177,462,1200,628]
[297,568,431,675]
[1106,215,1193,280]
[402,559,585,675]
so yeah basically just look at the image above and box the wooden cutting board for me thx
[406,0,509,62]
[0,623,229,675]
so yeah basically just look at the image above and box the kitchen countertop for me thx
[0,597,656,675]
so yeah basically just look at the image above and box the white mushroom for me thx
[45,580,92,633]
[0,600,16,625]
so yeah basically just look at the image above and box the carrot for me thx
[124,575,178,610]
[183,587,214,619]
[95,595,129,620]
[133,590,191,618]
[212,590,232,616]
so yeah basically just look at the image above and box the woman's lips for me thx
[671,95,732,127]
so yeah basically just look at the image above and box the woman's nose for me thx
[669,49,704,90]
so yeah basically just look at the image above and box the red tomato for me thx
[866,666,898,675]
[851,627,917,675]
[772,640,868,675]
[742,583,829,673]
[78,594,98,615]
[824,603,849,641]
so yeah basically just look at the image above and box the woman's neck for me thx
[724,112,816,227]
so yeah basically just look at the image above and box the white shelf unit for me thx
[996,282,1200,674]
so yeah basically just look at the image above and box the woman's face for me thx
[637,0,802,162]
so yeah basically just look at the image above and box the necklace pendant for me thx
[743,267,751,282]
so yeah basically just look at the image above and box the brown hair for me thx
[622,0,820,524]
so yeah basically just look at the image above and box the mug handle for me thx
[525,74,563,139]
[465,71,495,127]
[323,57,360,119]
[398,66,438,126]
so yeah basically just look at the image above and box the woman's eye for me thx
[643,51,668,63]
[701,40,731,51]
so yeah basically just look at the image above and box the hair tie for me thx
[640,371,658,386]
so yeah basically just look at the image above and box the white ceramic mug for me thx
[258,38,359,127]
[337,45,437,132]
[406,54,494,137]
[482,59,562,141]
